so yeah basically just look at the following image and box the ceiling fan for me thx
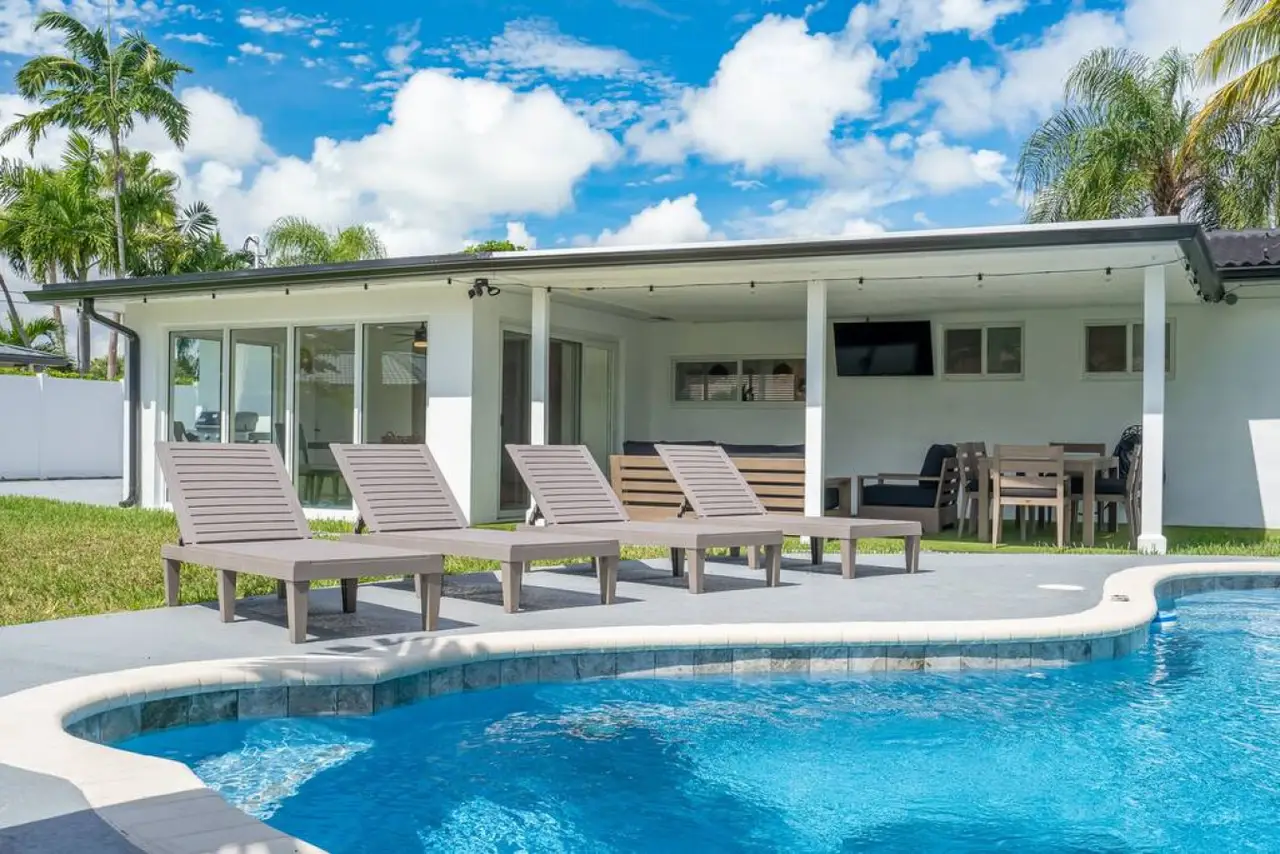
[376,322,428,352]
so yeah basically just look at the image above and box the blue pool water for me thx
[123,591,1280,853]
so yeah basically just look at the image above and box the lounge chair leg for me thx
[1057,503,1067,549]
[746,545,759,569]
[285,581,309,644]
[501,561,523,613]
[765,544,781,587]
[840,539,856,579]
[216,570,236,623]
[670,548,684,577]
[687,549,705,594]
[276,580,286,600]
[905,535,921,573]
[163,558,181,607]
[340,578,358,613]
[420,573,441,631]
[810,537,824,565]
[413,573,423,598]
[598,555,618,604]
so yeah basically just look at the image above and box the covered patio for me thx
[498,218,1224,555]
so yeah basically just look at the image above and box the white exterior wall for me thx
[632,300,1280,530]
[126,282,482,514]
[0,374,124,480]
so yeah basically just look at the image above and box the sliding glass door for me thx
[295,325,355,509]
[229,328,286,453]
[169,331,224,442]
[498,331,614,514]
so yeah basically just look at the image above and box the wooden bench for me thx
[608,454,852,521]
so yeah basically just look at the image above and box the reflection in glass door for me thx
[229,328,286,454]
[169,331,224,442]
[498,331,613,514]
[295,325,355,509]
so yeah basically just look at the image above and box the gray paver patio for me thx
[0,550,1255,849]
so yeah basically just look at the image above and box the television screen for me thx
[832,321,935,377]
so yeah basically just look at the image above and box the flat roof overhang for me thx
[23,218,1224,307]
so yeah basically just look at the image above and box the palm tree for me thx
[130,201,254,276]
[2,10,191,377]
[264,215,388,267]
[0,270,28,348]
[2,11,191,269]
[1197,1,1280,134]
[1017,47,1280,227]
[0,314,62,352]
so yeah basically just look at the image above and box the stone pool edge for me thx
[0,560,1276,854]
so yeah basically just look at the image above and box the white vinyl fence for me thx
[0,374,124,480]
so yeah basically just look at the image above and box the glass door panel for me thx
[499,331,530,512]
[295,325,355,509]
[229,328,286,453]
[169,331,224,442]
[364,322,428,445]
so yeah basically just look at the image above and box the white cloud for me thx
[385,20,421,75]
[326,78,354,90]
[596,195,715,246]
[917,0,1231,136]
[907,131,1007,192]
[0,0,167,56]
[127,72,618,256]
[731,179,764,190]
[847,0,1025,43]
[505,221,536,249]
[237,9,326,34]
[308,37,322,48]
[628,15,880,174]
[165,33,217,46]
[238,43,285,63]
[912,211,934,226]
[456,18,640,80]
[348,54,374,67]
[742,190,888,238]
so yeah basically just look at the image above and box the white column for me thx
[530,286,550,446]
[1138,264,1167,554]
[804,279,828,518]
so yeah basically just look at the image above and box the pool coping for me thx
[0,560,1276,854]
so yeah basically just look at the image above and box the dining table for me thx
[977,454,1118,547]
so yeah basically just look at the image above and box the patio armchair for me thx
[990,444,1068,547]
[856,443,960,534]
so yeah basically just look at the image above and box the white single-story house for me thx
[28,217,1280,553]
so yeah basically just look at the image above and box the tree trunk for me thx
[44,269,68,358]
[108,132,126,382]
[0,271,27,348]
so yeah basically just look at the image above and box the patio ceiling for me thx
[527,241,1204,322]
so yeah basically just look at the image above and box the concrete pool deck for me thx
[0,552,1274,853]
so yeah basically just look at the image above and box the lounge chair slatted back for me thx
[656,444,766,517]
[330,444,468,532]
[505,444,630,524]
[156,442,310,545]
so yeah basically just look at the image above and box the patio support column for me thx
[530,286,549,446]
[1138,264,1167,554]
[804,279,828,519]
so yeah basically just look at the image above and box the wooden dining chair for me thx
[1053,441,1118,532]
[990,445,1068,547]
[1075,443,1142,549]
[955,441,987,537]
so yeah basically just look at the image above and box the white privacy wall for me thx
[632,300,1280,530]
[0,374,124,479]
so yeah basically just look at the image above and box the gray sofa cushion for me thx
[861,484,936,509]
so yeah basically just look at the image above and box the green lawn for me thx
[1,496,1277,627]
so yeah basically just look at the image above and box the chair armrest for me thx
[868,472,928,481]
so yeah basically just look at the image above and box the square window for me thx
[742,359,805,401]
[1086,325,1128,374]
[943,328,983,375]
[986,326,1023,375]
[674,361,740,401]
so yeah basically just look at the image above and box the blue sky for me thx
[0,0,1230,257]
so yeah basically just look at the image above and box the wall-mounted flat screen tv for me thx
[832,320,935,377]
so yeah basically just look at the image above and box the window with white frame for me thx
[942,325,1023,378]
[673,358,806,402]
[1084,321,1172,376]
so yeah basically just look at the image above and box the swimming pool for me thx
[123,590,1280,853]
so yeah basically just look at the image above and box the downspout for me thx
[82,298,140,508]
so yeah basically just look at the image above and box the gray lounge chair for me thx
[330,443,621,613]
[505,444,784,594]
[156,442,444,643]
[656,444,922,578]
